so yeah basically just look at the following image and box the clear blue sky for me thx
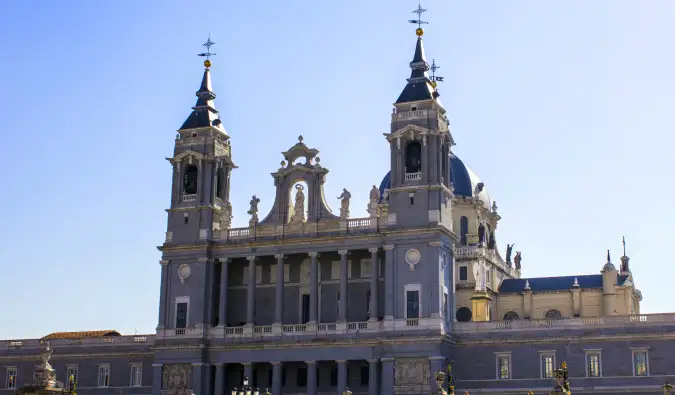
[1,0,674,339]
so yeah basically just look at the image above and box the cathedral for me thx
[2,6,674,395]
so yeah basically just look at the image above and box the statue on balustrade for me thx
[367,185,380,216]
[248,195,260,226]
[337,188,351,219]
[506,243,514,265]
[514,251,522,270]
[290,184,306,224]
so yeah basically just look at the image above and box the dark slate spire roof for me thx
[395,37,436,104]
[179,67,223,131]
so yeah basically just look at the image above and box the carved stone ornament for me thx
[162,364,192,391]
[405,249,422,271]
[395,358,430,387]
[178,264,191,284]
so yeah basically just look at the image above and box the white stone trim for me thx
[129,363,143,387]
[494,352,512,380]
[537,350,556,378]
[174,296,190,329]
[583,349,602,377]
[98,364,111,387]
[630,347,650,377]
[404,283,422,319]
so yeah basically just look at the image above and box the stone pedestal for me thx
[470,290,492,322]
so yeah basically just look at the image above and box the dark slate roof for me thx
[499,274,629,293]
[378,153,490,207]
[179,68,221,130]
[395,37,436,104]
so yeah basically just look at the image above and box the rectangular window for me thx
[66,366,78,389]
[242,265,262,285]
[268,368,273,387]
[459,266,468,281]
[360,366,369,385]
[130,364,142,387]
[282,368,286,387]
[361,259,371,278]
[296,367,307,387]
[331,261,340,280]
[633,350,648,377]
[495,354,511,379]
[175,298,189,329]
[586,352,601,377]
[540,354,555,378]
[6,368,17,389]
[406,289,420,319]
[98,365,110,387]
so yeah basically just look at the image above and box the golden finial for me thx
[198,35,216,68]
[416,27,425,37]
[561,361,567,369]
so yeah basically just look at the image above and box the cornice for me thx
[0,351,153,362]
[453,332,675,346]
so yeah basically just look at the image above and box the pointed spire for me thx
[603,249,616,272]
[179,37,225,133]
[395,3,439,104]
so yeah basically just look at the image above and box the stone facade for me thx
[2,17,674,395]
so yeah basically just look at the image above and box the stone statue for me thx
[491,201,498,214]
[506,243,514,264]
[369,185,380,205]
[514,251,522,270]
[473,262,486,291]
[221,201,233,229]
[337,188,351,219]
[487,232,496,250]
[39,343,53,367]
[478,223,486,245]
[247,195,260,225]
[290,184,306,224]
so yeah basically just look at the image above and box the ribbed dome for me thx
[378,153,491,208]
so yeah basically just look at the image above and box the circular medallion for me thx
[405,249,422,266]
[178,264,192,283]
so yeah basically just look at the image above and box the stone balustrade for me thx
[453,313,675,333]
[213,217,376,241]
[455,246,517,277]
[156,317,447,339]
[4,335,153,349]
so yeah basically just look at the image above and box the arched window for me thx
[460,216,469,245]
[545,309,563,320]
[503,311,520,321]
[183,165,198,195]
[456,307,472,322]
[405,141,422,174]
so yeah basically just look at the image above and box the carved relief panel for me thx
[394,358,430,393]
[162,364,192,390]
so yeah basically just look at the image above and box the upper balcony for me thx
[454,313,675,335]
[455,245,518,278]
[3,334,154,351]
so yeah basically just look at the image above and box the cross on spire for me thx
[409,1,429,31]
[430,59,444,84]
[198,34,216,68]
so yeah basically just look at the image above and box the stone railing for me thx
[215,217,376,241]
[404,172,422,181]
[454,313,675,334]
[392,109,431,121]
[182,194,197,202]
[156,318,446,339]
[455,246,517,277]
[3,335,154,350]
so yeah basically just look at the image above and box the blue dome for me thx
[378,154,491,207]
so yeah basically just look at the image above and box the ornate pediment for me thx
[166,150,205,164]
[386,124,430,141]
[281,135,320,165]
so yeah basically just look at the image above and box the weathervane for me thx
[409,1,429,36]
[430,59,444,84]
[198,34,216,68]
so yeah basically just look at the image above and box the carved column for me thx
[275,254,285,324]
[191,363,204,395]
[383,245,395,320]
[152,364,162,395]
[309,252,319,324]
[272,362,282,395]
[368,359,379,395]
[380,358,394,395]
[336,360,348,395]
[214,363,225,395]
[369,248,379,321]
[306,361,317,395]
[218,259,229,327]
[176,160,184,203]
[338,250,349,322]
[157,260,169,329]
[171,163,179,206]
[246,256,256,325]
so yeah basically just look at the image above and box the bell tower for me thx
[165,38,236,246]
[384,4,455,230]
